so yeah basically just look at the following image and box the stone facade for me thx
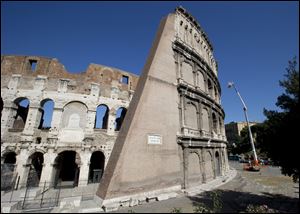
[1,6,230,211]
[1,55,138,189]
[96,6,229,210]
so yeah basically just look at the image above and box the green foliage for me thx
[260,57,299,182]
[233,124,268,158]
[170,207,182,213]
[234,58,299,181]
[209,190,222,212]
[193,203,212,213]
[193,190,223,213]
[231,127,251,155]
[243,204,278,213]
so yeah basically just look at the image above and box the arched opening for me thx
[214,86,218,102]
[2,152,16,164]
[26,152,44,187]
[115,107,127,131]
[53,151,80,188]
[204,151,214,181]
[212,113,218,134]
[181,62,194,86]
[188,153,201,185]
[185,102,198,129]
[201,108,210,133]
[88,151,105,184]
[219,117,223,135]
[215,151,221,177]
[198,72,205,91]
[1,152,17,190]
[62,101,87,129]
[207,79,214,99]
[95,105,109,129]
[12,97,29,131]
[38,99,54,129]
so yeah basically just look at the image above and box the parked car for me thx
[229,155,241,161]
[239,158,250,163]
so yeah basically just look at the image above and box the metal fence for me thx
[1,179,99,211]
[1,164,19,191]
[17,181,61,210]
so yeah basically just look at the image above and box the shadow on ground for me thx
[188,189,299,213]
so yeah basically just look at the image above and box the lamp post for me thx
[228,82,258,165]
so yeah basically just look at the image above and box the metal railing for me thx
[1,179,100,211]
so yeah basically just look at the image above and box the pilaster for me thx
[78,151,92,187]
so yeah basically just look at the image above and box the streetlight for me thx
[228,82,258,166]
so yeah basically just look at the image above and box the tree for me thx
[231,124,267,158]
[261,57,299,182]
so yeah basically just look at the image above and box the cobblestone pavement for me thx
[113,161,299,213]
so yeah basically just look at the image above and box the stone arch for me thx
[25,152,44,187]
[61,101,87,129]
[38,98,54,129]
[198,71,205,91]
[1,151,17,164]
[12,97,30,130]
[212,112,218,135]
[185,102,198,129]
[201,107,210,133]
[95,104,109,129]
[181,61,194,86]
[1,151,17,190]
[214,151,221,177]
[207,79,214,99]
[204,150,214,181]
[188,152,202,185]
[214,85,218,102]
[219,116,223,135]
[115,107,127,131]
[53,150,81,188]
[88,151,105,183]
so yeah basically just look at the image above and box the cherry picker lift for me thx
[228,82,260,172]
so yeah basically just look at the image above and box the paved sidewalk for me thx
[4,161,298,213]
[112,162,299,213]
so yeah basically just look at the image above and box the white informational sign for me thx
[147,134,162,145]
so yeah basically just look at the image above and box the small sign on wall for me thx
[147,134,162,145]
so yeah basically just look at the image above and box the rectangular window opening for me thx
[29,60,38,71]
[121,75,129,85]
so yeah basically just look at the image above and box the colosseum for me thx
[1,54,138,189]
[1,6,230,211]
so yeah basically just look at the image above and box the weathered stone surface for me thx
[1,54,138,190]
[1,6,229,211]
[96,7,229,209]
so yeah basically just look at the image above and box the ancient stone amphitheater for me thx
[1,6,230,212]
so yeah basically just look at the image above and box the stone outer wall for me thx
[96,6,229,210]
[1,55,138,188]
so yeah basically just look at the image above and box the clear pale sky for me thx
[1,1,299,124]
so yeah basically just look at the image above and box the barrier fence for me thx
[1,179,99,211]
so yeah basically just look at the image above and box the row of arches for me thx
[184,101,224,136]
[1,150,105,188]
[180,61,220,103]
[187,150,224,186]
[9,97,127,131]
[177,17,216,71]
[95,105,127,130]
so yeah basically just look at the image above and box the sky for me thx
[1,1,299,124]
